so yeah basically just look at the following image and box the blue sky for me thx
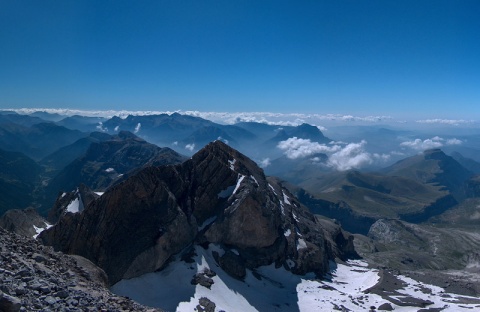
[1,1,479,119]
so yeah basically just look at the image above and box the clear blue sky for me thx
[1,1,479,118]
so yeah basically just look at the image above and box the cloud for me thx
[416,119,474,126]
[185,143,195,151]
[446,138,462,145]
[259,158,271,168]
[217,136,229,144]
[96,122,107,132]
[327,140,372,171]
[400,136,462,151]
[277,137,341,159]
[134,123,141,134]
[5,108,394,129]
[277,137,374,171]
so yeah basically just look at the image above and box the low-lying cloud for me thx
[277,137,374,171]
[327,140,373,171]
[185,143,195,151]
[400,136,462,151]
[277,137,341,159]
[134,123,141,134]
[416,119,474,126]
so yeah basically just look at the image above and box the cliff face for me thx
[40,141,352,284]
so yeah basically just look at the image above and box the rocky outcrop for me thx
[296,190,377,235]
[0,208,49,238]
[40,141,351,284]
[47,183,99,223]
[42,131,186,214]
[0,227,159,311]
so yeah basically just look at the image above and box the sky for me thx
[1,1,479,119]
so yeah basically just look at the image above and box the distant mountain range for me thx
[1,110,480,310]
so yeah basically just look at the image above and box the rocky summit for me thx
[0,227,159,312]
[40,140,354,285]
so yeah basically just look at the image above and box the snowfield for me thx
[111,246,480,311]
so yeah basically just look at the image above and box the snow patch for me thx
[297,238,307,250]
[283,191,291,205]
[228,159,236,171]
[231,249,240,256]
[94,192,104,196]
[66,196,83,213]
[250,175,259,186]
[268,184,277,195]
[292,213,300,223]
[33,222,52,239]
[111,251,480,312]
[233,175,245,195]
[284,229,291,237]
[105,167,115,173]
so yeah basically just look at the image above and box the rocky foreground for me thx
[0,227,160,312]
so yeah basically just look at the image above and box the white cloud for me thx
[185,143,195,151]
[172,141,178,146]
[277,137,374,171]
[217,136,229,144]
[327,141,372,171]
[277,137,341,159]
[96,122,107,132]
[373,153,391,162]
[446,138,462,145]
[134,123,141,134]
[5,108,394,128]
[416,119,474,126]
[259,158,271,168]
[400,137,462,151]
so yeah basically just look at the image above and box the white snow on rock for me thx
[296,238,307,250]
[250,175,259,186]
[228,159,236,171]
[94,192,104,196]
[284,229,291,237]
[282,192,291,205]
[105,167,115,173]
[268,184,277,195]
[33,222,52,239]
[66,195,84,213]
[233,175,245,195]
[292,213,300,223]
[112,248,480,312]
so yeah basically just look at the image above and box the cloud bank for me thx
[277,137,374,171]
[400,136,462,151]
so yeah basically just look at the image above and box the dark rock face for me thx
[41,141,351,284]
[42,131,186,214]
[0,227,159,311]
[47,183,99,223]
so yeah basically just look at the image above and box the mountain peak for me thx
[423,148,447,160]
[116,130,144,141]
[40,142,351,285]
